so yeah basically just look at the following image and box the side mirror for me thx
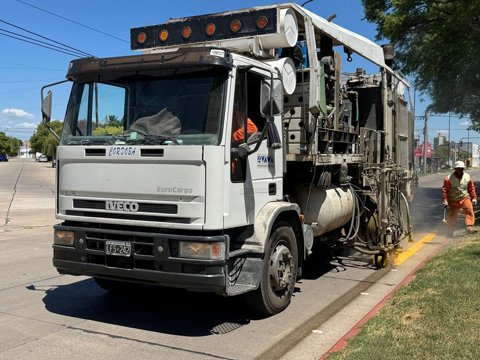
[42,91,52,123]
[260,78,283,117]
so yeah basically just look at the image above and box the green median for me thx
[329,232,480,360]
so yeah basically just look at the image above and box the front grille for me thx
[73,199,178,214]
[66,210,190,223]
[84,230,161,270]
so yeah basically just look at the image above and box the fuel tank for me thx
[297,185,354,236]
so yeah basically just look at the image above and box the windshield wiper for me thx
[80,138,114,145]
[127,130,180,145]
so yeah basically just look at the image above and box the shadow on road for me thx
[41,279,254,336]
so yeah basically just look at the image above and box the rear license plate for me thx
[105,240,131,257]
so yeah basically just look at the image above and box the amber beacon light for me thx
[205,23,216,36]
[159,29,169,42]
[136,32,147,44]
[257,16,268,29]
[182,26,192,39]
[230,19,241,32]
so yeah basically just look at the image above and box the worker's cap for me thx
[454,160,465,169]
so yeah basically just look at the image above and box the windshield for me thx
[61,69,227,146]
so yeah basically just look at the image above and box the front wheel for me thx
[247,222,298,315]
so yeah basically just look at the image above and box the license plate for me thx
[105,240,131,257]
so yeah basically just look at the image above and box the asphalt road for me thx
[0,159,472,359]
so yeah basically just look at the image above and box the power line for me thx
[0,19,93,57]
[16,0,128,44]
[0,30,83,57]
[0,60,64,71]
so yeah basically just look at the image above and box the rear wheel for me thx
[247,222,298,315]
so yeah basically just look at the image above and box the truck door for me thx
[226,68,283,227]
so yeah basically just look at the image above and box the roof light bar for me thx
[130,8,297,51]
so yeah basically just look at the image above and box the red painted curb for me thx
[319,237,446,360]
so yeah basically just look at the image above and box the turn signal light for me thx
[137,32,147,44]
[54,230,75,246]
[178,241,225,260]
[182,26,192,39]
[205,23,216,36]
[257,16,268,29]
[230,19,241,33]
[159,29,169,42]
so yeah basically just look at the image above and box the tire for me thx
[247,222,298,315]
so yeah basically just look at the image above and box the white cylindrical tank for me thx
[297,186,354,236]
[260,8,298,50]
[264,57,297,95]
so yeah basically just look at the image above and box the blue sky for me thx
[0,0,474,144]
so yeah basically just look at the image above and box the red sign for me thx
[414,143,432,158]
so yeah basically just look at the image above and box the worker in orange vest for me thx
[442,161,478,236]
[232,106,258,143]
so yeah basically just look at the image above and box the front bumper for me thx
[53,222,228,293]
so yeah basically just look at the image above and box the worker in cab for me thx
[442,161,478,235]
[232,106,258,143]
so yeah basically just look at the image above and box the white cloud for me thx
[460,121,470,126]
[1,108,35,119]
[16,122,37,129]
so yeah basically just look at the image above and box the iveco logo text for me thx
[157,186,193,194]
[105,201,139,212]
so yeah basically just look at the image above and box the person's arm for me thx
[232,118,257,142]
[246,118,258,134]
[442,176,451,205]
[468,178,477,204]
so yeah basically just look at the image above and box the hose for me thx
[353,246,382,255]
[338,185,361,243]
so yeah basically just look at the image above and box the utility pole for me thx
[423,111,428,173]
[448,113,451,167]
[467,128,470,167]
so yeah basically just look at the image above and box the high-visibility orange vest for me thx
[446,173,472,202]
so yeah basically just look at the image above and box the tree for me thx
[434,143,451,167]
[0,132,22,155]
[361,0,480,129]
[30,121,63,157]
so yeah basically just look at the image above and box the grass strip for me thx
[329,234,480,360]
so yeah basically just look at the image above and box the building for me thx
[18,141,33,159]
[433,132,447,148]
[454,141,479,168]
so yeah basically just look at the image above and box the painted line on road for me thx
[394,232,436,266]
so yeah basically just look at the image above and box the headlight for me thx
[178,241,225,260]
[54,230,75,246]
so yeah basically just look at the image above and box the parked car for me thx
[0,154,8,162]
[38,155,48,162]
[52,155,56,168]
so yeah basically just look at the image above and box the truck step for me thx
[227,283,256,296]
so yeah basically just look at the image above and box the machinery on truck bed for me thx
[43,3,413,315]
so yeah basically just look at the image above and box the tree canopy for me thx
[29,121,63,157]
[361,0,480,129]
[0,132,22,155]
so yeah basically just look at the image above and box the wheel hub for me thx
[269,244,294,291]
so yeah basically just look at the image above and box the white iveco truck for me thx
[43,3,414,315]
